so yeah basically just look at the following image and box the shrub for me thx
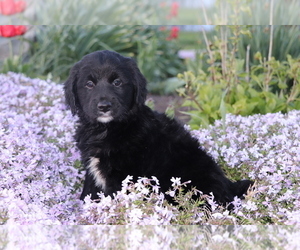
[19,25,183,85]
[186,0,300,69]
[136,26,185,93]
[179,25,300,129]
[194,26,300,68]
[25,25,139,81]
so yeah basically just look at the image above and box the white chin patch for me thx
[97,114,113,123]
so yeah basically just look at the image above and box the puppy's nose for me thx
[97,101,112,113]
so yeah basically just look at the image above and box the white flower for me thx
[170,177,181,187]
[212,235,223,242]
[151,176,160,185]
[128,208,144,224]
[152,185,160,194]
[244,200,258,211]
[167,191,176,197]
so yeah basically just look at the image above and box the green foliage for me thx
[26,25,138,81]
[236,0,300,25]
[193,26,300,69]
[0,55,31,76]
[237,26,300,65]
[178,25,300,129]
[135,27,185,92]
[21,25,183,83]
[178,0,300,25]
[177,31,201,50]
[32,0,165,25]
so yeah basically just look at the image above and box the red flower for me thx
[0,25,27,37]
[15,0,26,12]
[167,2,179,19]
[13,25,27,35]
[170,2,179,16]
[0,0,26,15]
[166,26,179,40]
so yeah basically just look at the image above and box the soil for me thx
[147,94,191,124]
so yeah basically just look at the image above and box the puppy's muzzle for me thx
[97,101,112,113]
[97,100,113,123]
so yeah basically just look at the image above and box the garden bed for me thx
[0,73,299,227]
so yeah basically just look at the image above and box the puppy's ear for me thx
[64,63,80,115]
[129,59,147,106]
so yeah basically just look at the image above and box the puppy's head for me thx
[64,50,147,123]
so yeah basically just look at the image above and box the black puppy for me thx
[64,50,253,206]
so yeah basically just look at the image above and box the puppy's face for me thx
[76,61,135,123]
[64,50,147,123]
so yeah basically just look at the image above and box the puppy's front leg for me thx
[80,171,101,200]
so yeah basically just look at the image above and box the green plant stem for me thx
[229,26,239,86]
[8,39,13,59]
[268,0,274,61]
[200,0,210,25]
[246,45,250,82]
[287,79,299,104]
[266,0,275,92]
[201,27,216,84]
[220,26,227,80]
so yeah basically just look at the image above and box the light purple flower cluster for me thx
[79,176,177,225]
[0,73,83,225]
[0,73,299,226]
[2,224,300,249]
[191,111,300,224]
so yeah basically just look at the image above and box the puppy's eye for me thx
[112,79,122,87]
[86,81,95,89]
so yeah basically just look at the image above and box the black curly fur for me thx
[64,50,253,207]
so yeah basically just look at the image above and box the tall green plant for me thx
[237,26,300,65]
[191,26,300,70]
[26,26,139,81]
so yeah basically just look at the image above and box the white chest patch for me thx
[87,157,106,191]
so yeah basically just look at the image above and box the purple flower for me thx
[1,73,299,227]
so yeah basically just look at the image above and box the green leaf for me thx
[278,82,288,90]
